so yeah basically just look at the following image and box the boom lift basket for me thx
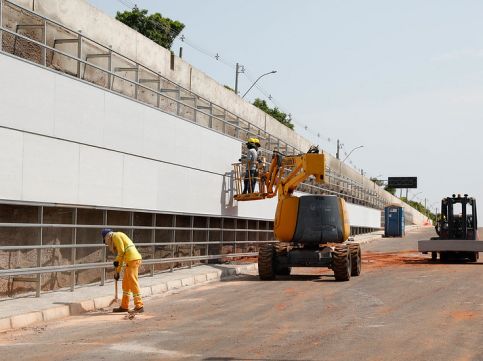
[232,162,267,201]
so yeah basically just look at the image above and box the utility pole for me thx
[336,139,340,159]
[234,63,244,95]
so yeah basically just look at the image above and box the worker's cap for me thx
[101,228,113,242]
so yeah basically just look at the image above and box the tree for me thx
[370,178,396,195]
[370,178,384,187]
[384,185,396,195]
[116,7,185,49]
[400,197,436,223]
[253,98,294,130]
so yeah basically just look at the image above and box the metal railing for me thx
[0,0,293,153]
[0,0,390,210]
[0,202,274,297]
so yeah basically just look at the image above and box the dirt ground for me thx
[4,228,483,361]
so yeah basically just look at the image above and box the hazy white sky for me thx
[88,0,483,214]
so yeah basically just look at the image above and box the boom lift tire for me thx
[349,243,361,276]
[275,243,291,276]
[333,244,351,282]
[258,243,276,280]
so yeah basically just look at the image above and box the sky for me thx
[87,0,483,215]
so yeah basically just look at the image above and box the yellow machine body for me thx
[274,197,300,242]
[274,195,350,244]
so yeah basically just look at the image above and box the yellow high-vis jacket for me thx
[113,232,142,272]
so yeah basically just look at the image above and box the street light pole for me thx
[342,145,364,163]
[409,191,423,201]
[242,70,277,98]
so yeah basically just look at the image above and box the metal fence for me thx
[0,0,390,210]
[0,202,274,297]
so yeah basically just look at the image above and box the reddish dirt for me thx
[232,250,434,271]
[274,250,433,276]
[450,311,480,321]
[362,250,431,271]
[276,303,288,311]
[229,256,258,264]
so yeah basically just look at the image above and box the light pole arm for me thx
[242,70,277,98]
[342,145,364,163]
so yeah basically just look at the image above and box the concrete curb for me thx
[0,263,257,333]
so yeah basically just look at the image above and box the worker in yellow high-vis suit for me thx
[102,228,144,313]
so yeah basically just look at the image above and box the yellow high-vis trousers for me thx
[121,259,143,309]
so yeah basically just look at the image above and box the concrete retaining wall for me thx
[0,52,384,227]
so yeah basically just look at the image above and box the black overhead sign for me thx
[388,177,418,189]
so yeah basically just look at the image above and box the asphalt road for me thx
[3,227,483,361]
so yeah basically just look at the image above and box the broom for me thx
[108,272,120,307]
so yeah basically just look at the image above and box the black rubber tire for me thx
[431,252,437,261]
[440,252,449,263]
[258,243,276,280]
[468,252,478,263]
[333,244,351,281]
[349,243,361,276]
[275,243,291,276]
[277,267,291,276]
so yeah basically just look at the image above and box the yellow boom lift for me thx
[232,146,361,281]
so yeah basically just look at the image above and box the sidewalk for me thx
[0,263,257,333]
[0,225,427,333]
[353,225,427,245]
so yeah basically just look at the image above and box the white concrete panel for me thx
[122,155,158,210]
[103,92,145,155]
[141,106,240,176]
[346,203,381,228]
[53,75,105,144]
[186,171,226,215]
[22,134,79,203]
[172,120,201,169]
[170,115,240,175]
[152,164,227,216]
[0,54,55,135]
[141,108,177,161]
[155,162,184,213]
[0,128,23,200]
[78,146,124,207]
[234,197,278,220]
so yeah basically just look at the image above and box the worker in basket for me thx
[102,228,144,313]
[240,138,259,193]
